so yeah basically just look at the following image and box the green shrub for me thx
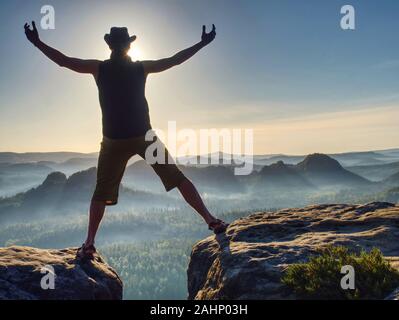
[282,246,399,300]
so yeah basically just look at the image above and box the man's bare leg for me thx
[82,178,222,250]
[84,199,106,247]
[177,178,218,225]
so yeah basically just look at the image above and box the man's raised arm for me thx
[24,21,100,77]
[142,24,216,75]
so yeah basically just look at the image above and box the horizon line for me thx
[0,146,398,158]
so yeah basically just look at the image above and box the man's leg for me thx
[84,199,106,247]
[82,137,131,251]
[140,135,224,228]
[177,178,218,225]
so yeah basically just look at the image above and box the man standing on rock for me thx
[24,21,228,259]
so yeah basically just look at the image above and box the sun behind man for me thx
[24,21,228,260]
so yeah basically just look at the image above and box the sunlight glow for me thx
[98,45,145,61]
[128,46,144,61]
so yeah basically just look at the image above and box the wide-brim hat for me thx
[104,27,136,46]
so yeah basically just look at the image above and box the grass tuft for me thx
[282,246,399,299]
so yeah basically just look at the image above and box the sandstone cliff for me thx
[187,202,399,299]
[0,246,122,299]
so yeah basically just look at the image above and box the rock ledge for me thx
[187,202,399,300]
[0,246,122,300]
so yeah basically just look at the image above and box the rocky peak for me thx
[187,202,399,300]
[41,171,67,187]
[296,153,342,172]
[0,246,122,300]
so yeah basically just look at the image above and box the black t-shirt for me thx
[96,58,151,139]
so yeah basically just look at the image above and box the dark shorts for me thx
[92,134,186,205]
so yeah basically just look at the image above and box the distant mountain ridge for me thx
[2,147,399,168]
[127,154,371,193]
[0,167,169,221]
[0,151,396,213]
[253,154,370,190]
[259,150,399,167]
[347,161,399,182]
[0,152,98,164]
[124,160,243,193]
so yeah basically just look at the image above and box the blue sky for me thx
[1,0,399,154]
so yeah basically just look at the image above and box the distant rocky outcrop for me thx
[0,169,96,220]
[256,161,313,189]
[250,154,371,192]
[187,202,399,300]
[0,246,122,300]
[295,153,370,187]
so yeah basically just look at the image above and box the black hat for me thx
[104,27,136,47]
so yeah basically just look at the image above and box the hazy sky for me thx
[1,0,399,155]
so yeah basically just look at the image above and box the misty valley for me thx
[1,149,399,299]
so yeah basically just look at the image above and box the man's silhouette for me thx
[24,21,228,259]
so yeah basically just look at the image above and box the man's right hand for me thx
[24,21,40,46]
